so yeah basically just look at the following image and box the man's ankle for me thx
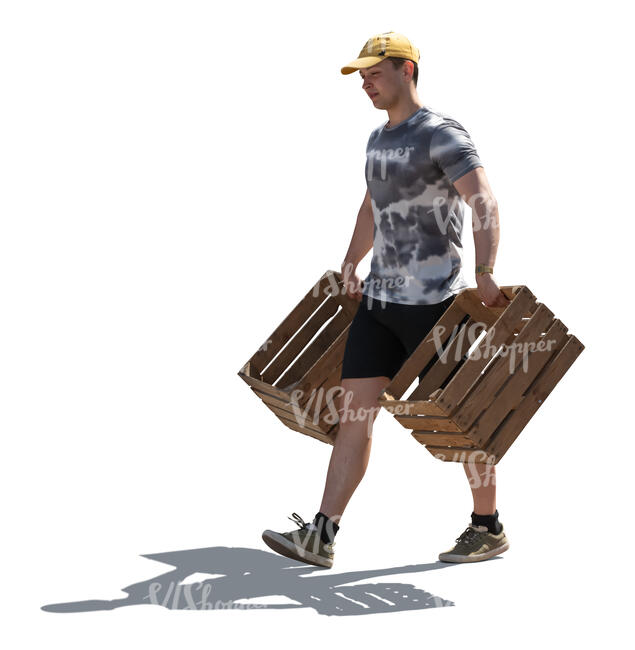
[313,512,340,544]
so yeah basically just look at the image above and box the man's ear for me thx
[403,60,414,83]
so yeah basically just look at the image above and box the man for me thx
[262,32,511,569]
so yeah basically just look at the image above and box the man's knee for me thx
[336,383,385,425]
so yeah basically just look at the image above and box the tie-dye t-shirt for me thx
[361,105,483,305]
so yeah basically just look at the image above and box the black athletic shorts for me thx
[340,293,457,381]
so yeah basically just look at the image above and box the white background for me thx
[1,0,632,646]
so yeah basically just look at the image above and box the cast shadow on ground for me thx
[41,545,500,616]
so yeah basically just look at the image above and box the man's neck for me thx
[386,97,424,129]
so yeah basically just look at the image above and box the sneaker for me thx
[262,512,335,568]
[438,522,509,563]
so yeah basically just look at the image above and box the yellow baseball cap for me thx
[341,31,420,75]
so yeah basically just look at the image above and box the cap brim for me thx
[340,55,385,75]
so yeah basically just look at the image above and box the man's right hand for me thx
[340,261,364,302]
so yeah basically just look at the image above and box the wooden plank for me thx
[252,387,337,433]
[435,286,537,413]
[409,317,486,401]
[297,325,351,397]
[275,308,351,390]
[320,269,360,320]
[385,299,469,399]
[378,398,447,417]
[452,303,556,430]
[500,285,538,316]
[261,296,338,385]
[273,412,336,445]
[238,371,291,402]
[307,360,345,431]
[329,280,361,320]
[500,285,527,300]
[411,431,479,446]
[456,285,536,334]
[470,319,569,446]
[249,271,336,374]
[250,386,291,407]
[394,414,462,432]
[484,334,585,461]
[455,290,499,327]
[263,400,335,436]
[307,363,344,415]
[423,445,494,463]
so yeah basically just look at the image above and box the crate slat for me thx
[424,445,492,463]
[395,414,463,432]
[272,412,336,445]
[458,285,538,323]
[238,368,291,401]
[378,398,447,416]
[262,398,335,435]
[251,386,337,434]
[330,286,361,320]
[305,363,344,413]
[454,289,500,327]
[412,431,479,446]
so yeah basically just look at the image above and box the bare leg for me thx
[463,458,497,515]
[318,376,390,525]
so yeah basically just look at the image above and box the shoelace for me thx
[287,512,335,550]
[288,512,309,530]
[455,524,487,546]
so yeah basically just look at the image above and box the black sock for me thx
[471,509,502,535]
[312,512,340,545]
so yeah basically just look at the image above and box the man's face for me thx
[358,58,407,109]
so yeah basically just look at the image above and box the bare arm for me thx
[342,187,374,268]
[453,167,509,307]
[341,188,374,300]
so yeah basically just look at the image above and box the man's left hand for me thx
[476,273,511,308]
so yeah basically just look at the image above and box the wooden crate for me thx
[379,285,584,464]
[237,269,359,445]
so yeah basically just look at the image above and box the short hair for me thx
[386,56,418,87]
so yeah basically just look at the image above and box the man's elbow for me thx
[469,188,497,216]
[481,192,498,218]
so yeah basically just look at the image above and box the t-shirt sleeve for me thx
[430,120,483,183]
[365,129,378,182]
